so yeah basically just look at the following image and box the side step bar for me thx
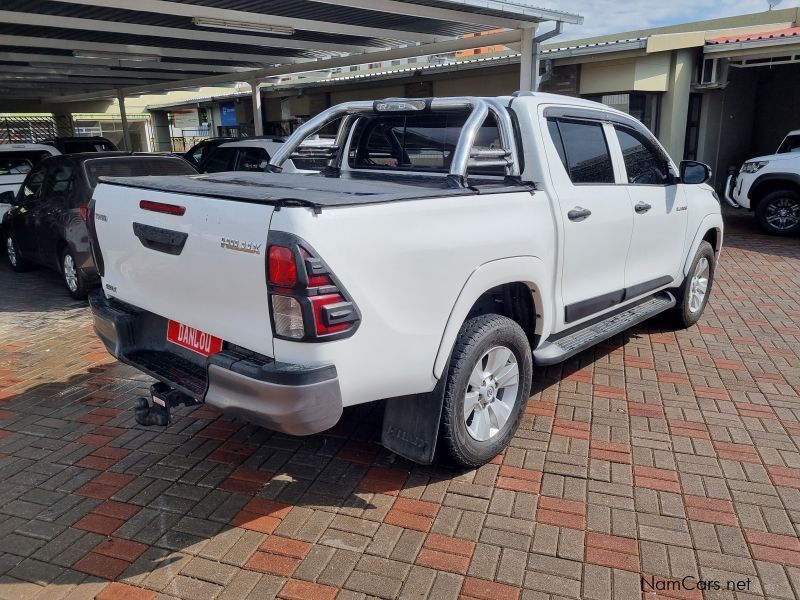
[534,292,676,366]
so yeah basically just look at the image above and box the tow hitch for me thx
[135,382,198,426]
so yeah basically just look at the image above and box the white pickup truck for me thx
[88,93,723,466]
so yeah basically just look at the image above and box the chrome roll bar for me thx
[268,96,520,186]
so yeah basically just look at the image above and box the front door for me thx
[610,125,688,295]
[13,163,48,262]
[545,116,634,327]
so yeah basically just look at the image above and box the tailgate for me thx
[92,182,276,357]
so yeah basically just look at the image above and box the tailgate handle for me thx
[132,222,188,256]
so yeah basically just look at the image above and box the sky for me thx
[530,0,800,40]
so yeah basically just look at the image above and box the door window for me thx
[201,147,237,173]
[236,148,270,172]
[44,165,75,200]
[20,165,47,204]
[548,119,615,184]
[614,126,671,185]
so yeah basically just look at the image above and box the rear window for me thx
[85,157,197,188]
[0,157,33,176]
[349,111,503,175]
[0,150,53,166]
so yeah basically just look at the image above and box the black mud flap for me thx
[381,375,446,465]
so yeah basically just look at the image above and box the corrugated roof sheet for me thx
[707,26,800,45]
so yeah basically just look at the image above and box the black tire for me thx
[4,231,28,272]
[440,314,532,468]
[755,190,800,236]
[673,241,715,328]
[61,248,89,300]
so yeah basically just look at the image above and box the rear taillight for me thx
[79,203,89,223]
[268,245,297,287]
[266,235,360,342]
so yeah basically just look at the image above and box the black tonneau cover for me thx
[99,171,528,208]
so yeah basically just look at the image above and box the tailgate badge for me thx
[221,237,262,255]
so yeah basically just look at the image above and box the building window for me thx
[583,93,660,134]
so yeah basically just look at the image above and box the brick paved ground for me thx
[0,210,798,600]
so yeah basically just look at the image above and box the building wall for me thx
[697,67,759,189]
[751,63,800,156]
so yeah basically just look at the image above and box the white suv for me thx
[726,129,800,235]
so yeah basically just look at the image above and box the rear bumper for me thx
[88,291,343,435]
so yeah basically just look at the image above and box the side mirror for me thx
[680,160,711,185]
[0,190,16,205]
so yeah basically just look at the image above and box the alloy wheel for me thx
[688,256,710,314]
[63,253,78,293]
[463,345,519,442]
[6,237,16,267]
[765,197,800,231]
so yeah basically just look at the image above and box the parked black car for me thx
[1,152,197,299]
[39,136,118,154]
[182,137,238,168]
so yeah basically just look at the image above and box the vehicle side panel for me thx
[270,189,549,406]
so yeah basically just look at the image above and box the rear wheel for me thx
[5,233,28,272]
[755,190,800,236]
[440,314,532,468]
[61,248,88,300]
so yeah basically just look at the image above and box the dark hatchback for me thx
[2,153,197,299]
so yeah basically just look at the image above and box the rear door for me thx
[611,125,688,293]
[545,115,633,327]
[36,162,75,267]
[93,183,277,357]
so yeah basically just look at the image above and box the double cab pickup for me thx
[88,93,723,466]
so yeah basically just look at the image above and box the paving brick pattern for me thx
[0,210,799,599]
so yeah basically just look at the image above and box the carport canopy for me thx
[0,0,582,105]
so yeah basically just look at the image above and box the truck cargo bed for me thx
[100,171,528,208]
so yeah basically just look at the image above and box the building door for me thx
[684,93,702,161]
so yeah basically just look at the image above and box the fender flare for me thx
[433,255,551,379]
[749,172,800,203]
[682,214,724,278]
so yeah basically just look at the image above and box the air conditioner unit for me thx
[694,57,730,90]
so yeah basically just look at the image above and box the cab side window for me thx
[547,119,615,184]
[614,126,671,185]
[21,164,47,204]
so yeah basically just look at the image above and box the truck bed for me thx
[100,171,529,208]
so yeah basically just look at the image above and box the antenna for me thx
[767,0,783,10]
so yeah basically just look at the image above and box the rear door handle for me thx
[567,207,592,222]
[635,202,652,214]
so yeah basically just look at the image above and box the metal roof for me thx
[0,0,582,103]
[707,26,800,45]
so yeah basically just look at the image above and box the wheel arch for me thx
[749,173,800,210]
[433,256,551,379]
[682,214,724,278]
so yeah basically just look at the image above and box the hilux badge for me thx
[220,237,262,255]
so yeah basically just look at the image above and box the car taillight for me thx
[268,245,297,287]
[266,234,360,342]
[79,203,89,223]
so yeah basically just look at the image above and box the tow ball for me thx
[135,382,198,426]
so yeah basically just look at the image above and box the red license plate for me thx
[167,320,223,356]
